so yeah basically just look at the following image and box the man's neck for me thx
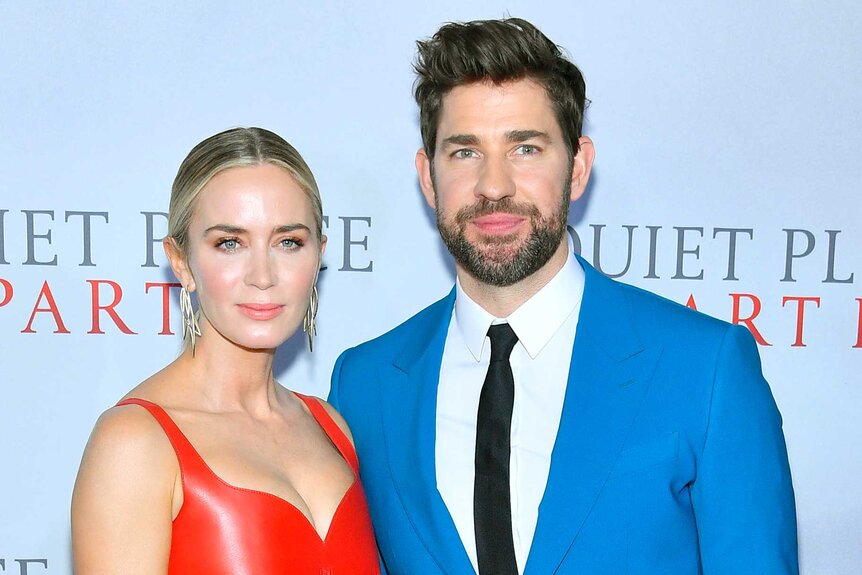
[456,239,570,318]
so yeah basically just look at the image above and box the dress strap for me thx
[115,397,208,477]
[293,392,359,472]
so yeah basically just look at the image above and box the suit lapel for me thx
[525,257,661,574]
[379,290,476,574]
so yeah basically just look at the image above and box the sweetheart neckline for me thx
[119,396,360,543]
[181,453,359,543]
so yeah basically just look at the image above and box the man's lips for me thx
[470,213,525,234]
[237,303,285,320]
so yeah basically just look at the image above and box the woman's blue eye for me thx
[218,238,239,250]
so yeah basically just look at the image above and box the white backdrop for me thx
[1,2,859,573]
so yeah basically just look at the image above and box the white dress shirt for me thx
[435,247,585,574]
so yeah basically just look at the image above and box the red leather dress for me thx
[117,394,380,574]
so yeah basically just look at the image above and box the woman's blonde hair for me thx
[168,127,323,253]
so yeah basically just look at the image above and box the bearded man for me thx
[330,17,798,575]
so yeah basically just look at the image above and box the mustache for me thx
[453,198,540,225]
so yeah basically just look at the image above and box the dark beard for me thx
[436,193,569,287]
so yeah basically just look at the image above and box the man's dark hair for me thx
[414,18,587,160]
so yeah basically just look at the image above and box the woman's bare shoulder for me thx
[315,398,355,446]
[79,401,177,480]
[76,362,187,497]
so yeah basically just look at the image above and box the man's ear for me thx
[415,148,436,209]
[163,237,195,292]
[569,136,595,202]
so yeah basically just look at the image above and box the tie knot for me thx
[487,323,518,361]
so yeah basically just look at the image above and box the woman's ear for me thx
[319,234,328,258]
[163,237,195,291]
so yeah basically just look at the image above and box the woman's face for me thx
[178,163,323,352]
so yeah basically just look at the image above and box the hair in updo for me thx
[167,127,323,253]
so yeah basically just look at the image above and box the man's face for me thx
[416,78,593,287]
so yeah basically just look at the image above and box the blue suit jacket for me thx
[329,257,798,574]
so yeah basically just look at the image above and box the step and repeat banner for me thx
[1,2,859,573]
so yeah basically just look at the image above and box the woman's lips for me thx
[237,303,285,320]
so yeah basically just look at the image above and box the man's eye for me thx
[453,149,476,159]
[516,144,539,155]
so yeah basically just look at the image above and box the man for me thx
[330,17,798,575]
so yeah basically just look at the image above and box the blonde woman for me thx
[72,127,379,574]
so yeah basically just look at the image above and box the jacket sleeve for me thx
[691,324,799,574]
[327,350,348,411]
[328,349,390,575]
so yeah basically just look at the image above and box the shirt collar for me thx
[454,241,585,361]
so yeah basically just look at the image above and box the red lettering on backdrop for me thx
[853,298,862,348]
[781,296,821,347]
[21,281,70,333]
[0,278,12,307]
[685,294,698,310]
[87,279,137,334]
[730,292,771,346]
[145,282,181,335]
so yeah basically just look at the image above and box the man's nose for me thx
[474,155,516,201]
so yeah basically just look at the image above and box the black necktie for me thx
[474,323,519,575]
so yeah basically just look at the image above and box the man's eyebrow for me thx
[440,134,480,147]
[506,129,551,143]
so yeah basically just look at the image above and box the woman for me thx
[71,127,379,573]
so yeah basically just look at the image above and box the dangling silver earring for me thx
[180,286,202,356]
[303,284,319,352]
